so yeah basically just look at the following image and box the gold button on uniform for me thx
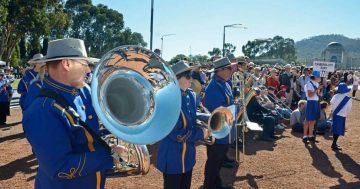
[88,115,93,120]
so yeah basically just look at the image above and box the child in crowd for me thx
[290,100,306,133]
[330,83,352,150]
[303,70,322,143]
[315,101,332,134]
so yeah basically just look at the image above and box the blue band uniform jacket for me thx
[23,80,43,111]
[18,69,37,109]
[22,76,113,189]
[0,79,13,102]
[204,75,236,145]
[156,89,204,174]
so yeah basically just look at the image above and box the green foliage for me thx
[28,34,42,58]
[19,37,26,60]
[10,44,20,66]
[0,0,69,64]
[65,2,146,58]
[47,1,70,39]
[190,54,209,65]
[168,54,189,65]
[208,48,221,57]
[0,0,146,64]
[242,36,296,62]
[223,43,236,56]
[295,34,360,61]
[42,37,49,55]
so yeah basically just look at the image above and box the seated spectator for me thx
[315,101,332,134]
[266,68,280,93]
[266,87,292,120]
[246,89,277,141]
[291,100,306,133]
[323,80,333,101]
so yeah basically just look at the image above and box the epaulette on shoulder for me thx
[39,97,64,115]
[50,101,77,126]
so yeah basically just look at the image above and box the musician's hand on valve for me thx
[271,110,277,115]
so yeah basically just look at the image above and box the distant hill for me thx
[295,34,360,61]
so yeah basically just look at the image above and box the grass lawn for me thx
[11,79,20,89]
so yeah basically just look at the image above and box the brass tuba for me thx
[91,46,182,176]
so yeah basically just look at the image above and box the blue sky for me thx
[93,0,360,60]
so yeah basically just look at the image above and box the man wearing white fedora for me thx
[18,53,43,111]
[22,38,113,189]
[21,53,47,111]
[203,57,236,189]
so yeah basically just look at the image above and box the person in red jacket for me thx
[267,68,280,93]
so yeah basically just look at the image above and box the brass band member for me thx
[23,39,114,189]
[203,57,235,189]
[156,61,208,189]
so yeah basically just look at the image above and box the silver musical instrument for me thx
[91,46,181,176]
[195,103,236,145]
[233,71,261,163]
[100,130,150,177]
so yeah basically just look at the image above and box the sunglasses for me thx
[72,59,89,66]
[177,70,193,80]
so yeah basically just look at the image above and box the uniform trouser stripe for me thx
[96,171,101,189]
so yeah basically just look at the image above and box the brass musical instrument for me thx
[195,103,235,145]
[91,46,182,176]
[191,79,203,96]
[232,70,261,163]
[100,129,150,177]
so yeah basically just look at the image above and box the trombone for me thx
[232,70,262,163]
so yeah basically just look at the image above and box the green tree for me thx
[19,37,27,61]
[208,48,221,57]
[191,54,209,65]
[168,54,189,65]
[28,34,42,59]
[47,0,70,39]
[0,0,68,65]
[223,43,236,56]
[10,44,20,66]
[42,37,49,55]
[65,2,146,57]
[242,36,296,62]
[0,0,49,63]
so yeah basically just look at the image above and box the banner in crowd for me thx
[313,61,335,77]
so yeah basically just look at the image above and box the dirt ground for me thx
[1,98,360,189]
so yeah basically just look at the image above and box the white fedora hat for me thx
[171,60,196,75]
[37,38,99,63]
[213,57,234,70]
[28,53,44,64]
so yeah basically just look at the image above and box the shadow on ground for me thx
[0,154,37,181]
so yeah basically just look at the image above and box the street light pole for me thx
[150,0,154,50]
[160,34,175,58]
[222,24,247,57]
